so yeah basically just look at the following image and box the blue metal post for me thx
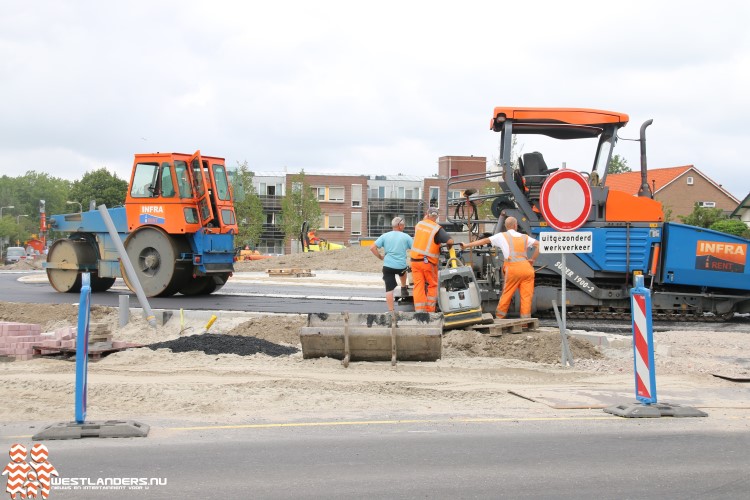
[75,273,91,423]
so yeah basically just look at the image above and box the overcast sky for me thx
[2,0,749,199]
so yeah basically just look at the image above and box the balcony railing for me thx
[259,195,283,210]
[367,198,422,213]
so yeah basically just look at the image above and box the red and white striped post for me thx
[631,274,657,404]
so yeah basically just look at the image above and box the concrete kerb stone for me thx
[230,270,382,288]
[128,307,301,326]
[567,330,632,349]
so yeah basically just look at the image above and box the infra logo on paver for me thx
[2,443,58,499]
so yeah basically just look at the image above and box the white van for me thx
[4,247,26,265]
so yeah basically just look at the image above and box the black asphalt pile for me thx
[146,334,299,357]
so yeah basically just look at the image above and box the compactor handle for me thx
[445,246,463,269]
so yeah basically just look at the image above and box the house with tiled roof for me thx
[730,192,750,229]
[605,165,740,219]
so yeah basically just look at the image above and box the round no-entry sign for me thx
[538,169,592,231]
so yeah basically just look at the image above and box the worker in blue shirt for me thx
[370,216,414,312]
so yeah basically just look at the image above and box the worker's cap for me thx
[427,207,439,217]
[391,216,404,227]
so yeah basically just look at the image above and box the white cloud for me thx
[1,0,749,199]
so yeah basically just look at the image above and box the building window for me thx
[448,190,462,201]
[315,186,345,202]
[699,201,716,208]
[351,212,362,235]
[429,187,440,207]
[687,176,694,185]
[326,214,344,230]
[352,184,362,207]
[329,186,345,202]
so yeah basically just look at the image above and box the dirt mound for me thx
[234,245,382,273]
[0,302,113,332]
[442,328,602,364]
[1,257,43,271]
[226,315,304,345]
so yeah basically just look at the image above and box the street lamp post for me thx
[1,205,14,258]
[66,201,83,213]
[17,214,28,224]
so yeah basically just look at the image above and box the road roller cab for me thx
[125,151,237,236]
[45,150,238,297]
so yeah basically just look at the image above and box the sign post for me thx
[604,274,708,418]
[75,273,91,424]
[539,231,592,366]
[538,169,593,367]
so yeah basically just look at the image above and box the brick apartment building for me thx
[292,173,369,252]
[252,156,489,254]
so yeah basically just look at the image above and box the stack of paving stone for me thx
[87,322,112,348]
[0,321,122,361]
[0,323,74,361]
[0,322,43,360]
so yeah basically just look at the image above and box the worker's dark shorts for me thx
[382,266,407,292]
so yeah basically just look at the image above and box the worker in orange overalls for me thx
[460,216,539,318]
[410,207,454,312]
[307,229,321,245]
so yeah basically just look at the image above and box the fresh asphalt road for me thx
[0,270,388,314]
[2,417,748,499]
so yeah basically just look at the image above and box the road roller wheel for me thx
[121,227,191,297]
[46,239,98,293]
[90,276,116,292]
[209,273,229,294]
[178,273,230,296]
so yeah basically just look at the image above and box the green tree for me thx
[0,216,26,249]
[678,203,725,228]
[0,171,73,245]
[662,206,674,223]
[607,154,632,174]
[280,171,321,246]
[709,219,750,238]
[68,168,127,210]
[232,161,264,248]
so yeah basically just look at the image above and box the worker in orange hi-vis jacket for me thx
[307,229,321,245]
[409,207,454,312]
[460,216,539,319]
